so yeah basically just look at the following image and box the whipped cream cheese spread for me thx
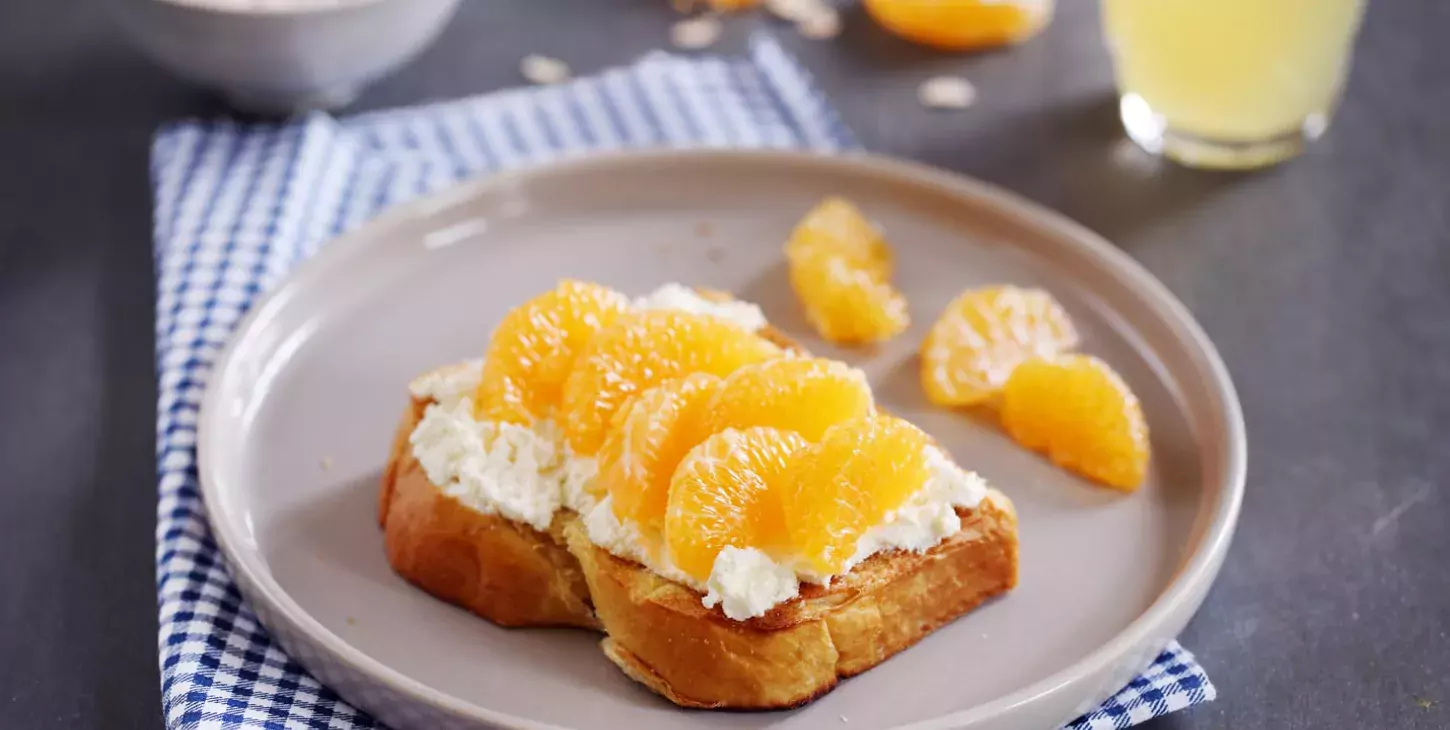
[408,359,483,409]
[704,547,800,620]
[406,283,992,622]
[633,283,767,332]
[560,455,601,513]
[410,400,564,532]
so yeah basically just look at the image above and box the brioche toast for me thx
[377,289,1020,709]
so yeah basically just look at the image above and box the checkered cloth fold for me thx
[150,34,1214,730]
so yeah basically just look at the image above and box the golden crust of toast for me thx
[376,305,1020,709]
[565,493,1017,709]
[379,399,599,630]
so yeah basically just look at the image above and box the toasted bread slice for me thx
[378,311,803,630]
[566,493,1017,709]
[380,397,599,629]
[377,300,1020,709]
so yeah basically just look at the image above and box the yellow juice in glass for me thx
[1102,0,1366,168]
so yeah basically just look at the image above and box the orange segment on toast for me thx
[595,373,726,536]
[1000,355,1149,490]
[863,0,1054,51]
[785,198,910,345]
[666,427,810,580]
[474,280,631,424]
[560,310,782,456]
[705,357,875,441]
[921,285,1079,407]
[783,415,932,574]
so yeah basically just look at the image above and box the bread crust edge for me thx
[565,492,1019,709]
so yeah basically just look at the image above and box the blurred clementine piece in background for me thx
[707,0,760,10]
[863,0,1054,51]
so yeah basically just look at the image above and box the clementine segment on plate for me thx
[594,373,725,536]
[1000,355,1149,490]
[560,310,782,456]
[863,0,1055,52]
[921,285,1079,407]
[782,415,932,574]
[666,427,810,580]
[786,197,894,279]
[785,198,910,345]
[474,280,631,424]
[705,357,875,442]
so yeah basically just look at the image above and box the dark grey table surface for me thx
[2,1,1447,728]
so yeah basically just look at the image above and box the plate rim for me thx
[198,148,1246,730]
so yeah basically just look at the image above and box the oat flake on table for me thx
[671,15,724,50]
[764,0,821,22]
[520,54,572,85]
[918,75,978,110]
[795,6,841,39]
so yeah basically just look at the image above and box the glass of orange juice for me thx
[1102,0,1367,169]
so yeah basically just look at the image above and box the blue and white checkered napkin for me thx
[151,35,1214,730]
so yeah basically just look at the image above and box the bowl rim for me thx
[146,0,393,18]
[199,148,1247,730]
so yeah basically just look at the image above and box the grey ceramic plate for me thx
[199,150,1245,730]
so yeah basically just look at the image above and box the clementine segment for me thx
[785,197,893,279]
[782,415,932,574]
[474,280,630,424]
[666,427,809,580]
[785,198,910,345]
[1000,355,1149,490]
[560,310,782,456]
[594,373,725,536]
[705,357,875,442]
[921,285,1079,407]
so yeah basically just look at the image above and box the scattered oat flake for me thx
[672,15,723,50]
[520,54,571,85]
[319,456,333,471]
[796,6,842,39]
[919,75,977,110]
[346,616,357,625]
[765,0,823,22]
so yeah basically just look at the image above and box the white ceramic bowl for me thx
[112,0,461,113]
